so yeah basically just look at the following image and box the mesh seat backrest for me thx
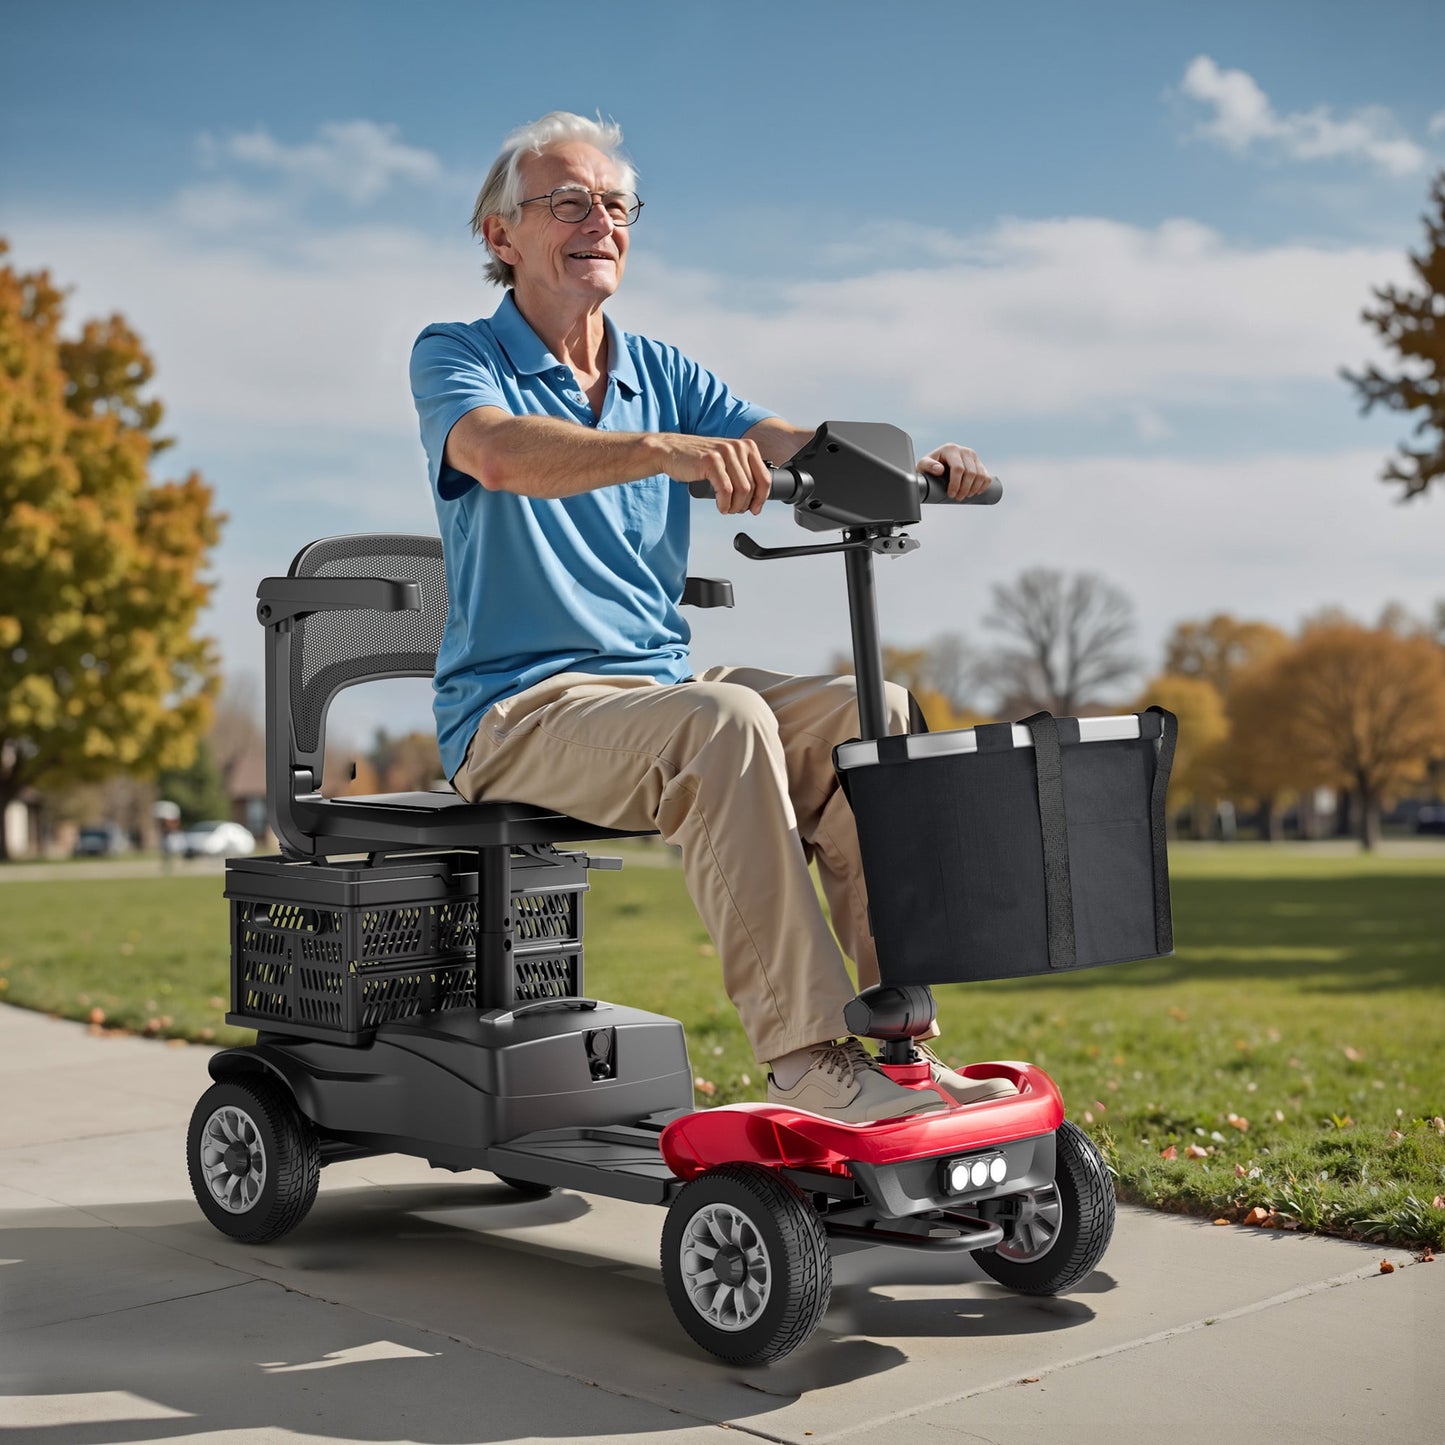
[289,534,447,758]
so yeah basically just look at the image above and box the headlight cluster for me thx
[943,1153,1008,1194]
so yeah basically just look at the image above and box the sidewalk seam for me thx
[0,1279,254,1340]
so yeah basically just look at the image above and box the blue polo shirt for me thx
[410,292,775,779]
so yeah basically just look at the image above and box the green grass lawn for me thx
[2,842,1442,1250]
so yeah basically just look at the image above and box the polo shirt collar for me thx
[489,291,643,398]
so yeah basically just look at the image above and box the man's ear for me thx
[482,214,519,265]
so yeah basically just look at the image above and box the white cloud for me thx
[1179,56,1428,177]
[11,206,1409,463]
[618,216,1408,428]
[1429,110,1445,138]
[198,120,444,205]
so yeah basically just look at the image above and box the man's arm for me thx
[743,417,816,464]
[445,406,773,515]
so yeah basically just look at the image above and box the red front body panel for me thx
[659,1062,1064,1181]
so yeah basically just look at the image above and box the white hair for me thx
[471,112,638,288]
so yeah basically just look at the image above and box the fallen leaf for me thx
[1228,1115,1250,1131]
[1184,1144,1211,1160]
[1161,1145,1178,1160]
[1213,1217,1230,1226]
[87,1007,105,1025]
[1343,1046,1365,1062]
[1017,1377,1040,1385]
[1431,1196,1444,1209]
[693,1078,716,1096]
[1415,1248,1435,1263]
[1235,1164,1248,1178]
[1379,1260,1395,1274]
[1387,1129,1403,1142]
[1168,1007,1187,1022]
[1083,1111,1095,1124]
[1243,1207,1271,1226]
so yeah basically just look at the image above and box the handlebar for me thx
[688,466,1002,507]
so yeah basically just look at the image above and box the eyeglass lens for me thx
[550,188,642,224]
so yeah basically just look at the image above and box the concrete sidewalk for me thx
[0,1002,1436,1445]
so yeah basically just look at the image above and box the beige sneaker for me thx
[913,1042,1019,1105]
[768,1038,948,1122]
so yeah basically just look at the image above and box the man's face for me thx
[497,141,630,305]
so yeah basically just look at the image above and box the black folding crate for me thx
[835,709,1177,986]
[225,849,586,1043]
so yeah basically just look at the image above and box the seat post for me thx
[475,845,516,1010]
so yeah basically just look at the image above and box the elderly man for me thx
[411,112,1008,1123]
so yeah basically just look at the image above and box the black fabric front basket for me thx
[835,708,1177,986]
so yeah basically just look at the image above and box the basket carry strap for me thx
[1020,711,1076,969]
[1144,706,1178,955]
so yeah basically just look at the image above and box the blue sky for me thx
[4,0,1444,739]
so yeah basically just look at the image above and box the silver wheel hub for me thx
[996,1184,1063,1262]
[200,1105,267,1214]
[678,1201,772,1332]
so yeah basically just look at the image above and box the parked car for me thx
[1415,805,1445,836]
[177,820,257,858]
[73,823,131,857]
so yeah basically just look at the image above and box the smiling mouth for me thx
[568,251,614,261]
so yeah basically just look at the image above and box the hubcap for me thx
[200,1105,268,1214]
[996,1184,1063,1262]
[678,1202,772,1332]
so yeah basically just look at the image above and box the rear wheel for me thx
[661,1163,831,1365]
[187,1076,319,1243]
[972,1120,1115,1294]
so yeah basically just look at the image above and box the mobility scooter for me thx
[187,421,1173,1365]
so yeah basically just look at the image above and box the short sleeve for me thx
[674,351,776,439]
[410,324,510,499]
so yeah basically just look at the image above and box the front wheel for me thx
[661,1163,831,1366]
[972,1119,1115,1295]
[187,1075,320,1244]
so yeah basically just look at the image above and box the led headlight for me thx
[943,1152,1007,1195]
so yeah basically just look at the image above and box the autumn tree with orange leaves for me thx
[0,242,224,858]
[1239,622,1445,849]
[1137,615,1289,835]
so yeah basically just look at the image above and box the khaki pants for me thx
[452,666,910,1063]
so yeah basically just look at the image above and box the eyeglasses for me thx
[518,185,644,226]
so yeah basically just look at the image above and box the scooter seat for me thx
[282,789,651,854]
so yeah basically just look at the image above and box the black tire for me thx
[187,1075,320,1244]
[972,1119,1115,1295]
[661,1163,831,1366]
[494,1174,555,1196]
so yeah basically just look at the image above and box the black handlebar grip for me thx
[918,473,1003,505]
[687,466,803,504]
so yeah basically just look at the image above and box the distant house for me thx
[225,742,268,841]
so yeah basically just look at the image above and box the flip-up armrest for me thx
[681,576,733,609]
[255,577,423,626]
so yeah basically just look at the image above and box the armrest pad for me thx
[681,576,734,609]
[255,577,423,626]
